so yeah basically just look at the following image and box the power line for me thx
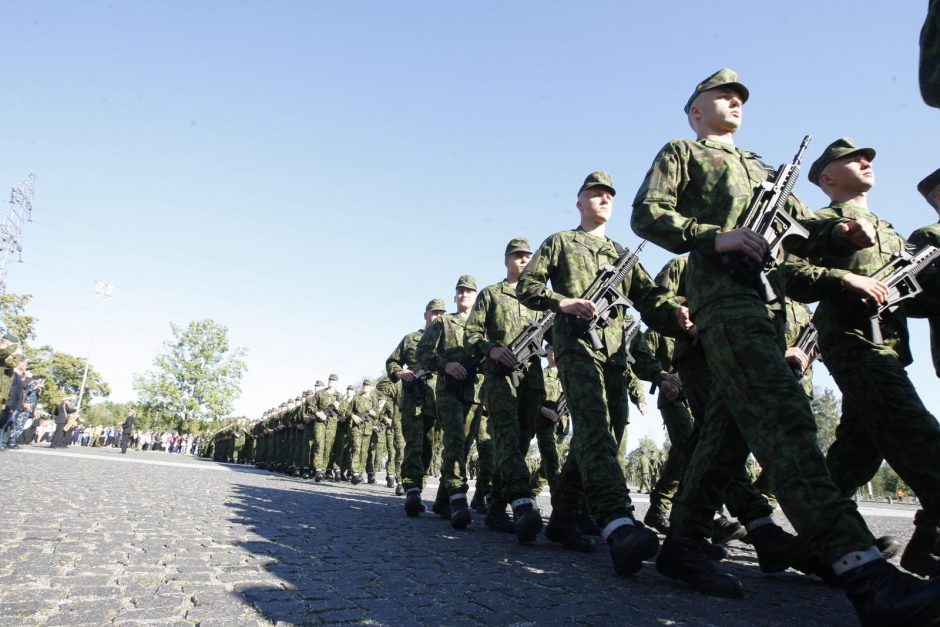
[0,173,35,294]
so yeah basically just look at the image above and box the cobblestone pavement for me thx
[0,445,921,626]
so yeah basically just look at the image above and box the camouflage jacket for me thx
[375,376,402,424]
[386,329,436,408]
[464,279,544,390]
[632,138,855,331]
[922,0,940,108]
[784,298,815,398]
[416,312,482,403]
[516,227,680,368]
[312,388,339,421]
[350,392,376,428]
[909,221,940,376]
[788,203,918,366]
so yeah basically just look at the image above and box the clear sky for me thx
[1,1,936,450]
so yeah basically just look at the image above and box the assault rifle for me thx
[501,311,556,387]
[401,368,432,390]
[444,356,485,394]
[791,323,820,378]
[623,319,641,365]
[553,394,570,436]
[863,244,940,344]
[567,241,647,350]
[722,135,812,302]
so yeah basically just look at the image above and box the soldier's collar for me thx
[698,138,761,159]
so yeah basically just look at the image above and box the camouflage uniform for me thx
[922,0,940,108]
[375,376,404,484]
[416,308,483,502]
[909,222,940,377]
[632,130,875,562]
[465,277,545,507]
[312,383,339,473]
[349,386,376,478]
[330,388,356,478]
[387,324,439,492]
[517,225,680,530]
[788,191,940,544]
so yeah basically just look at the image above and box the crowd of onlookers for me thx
[25,418,204,455]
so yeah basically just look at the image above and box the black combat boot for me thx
[876,535,901,560]
[711,514,747,545]
[367,473,376,485]
[744,522,800,573]
[484,497,515,533]
[300,468,311,480]
[901,526,940,578]
[656,528,744,598]
[545,513,595,553]
[576,513,602,537]
[845,557,940,625]
[351,473,363,485]
[450,495,472,530]
[469,489,488,515]
[314,470,324,482]
[286,465,296,476]
[643,509,670,536]
[512,499,543,545]
[395,481,404,496]
[606,519,660,576]
[386,474,395,488]
[404,488,426,517]
[431,497,450,520]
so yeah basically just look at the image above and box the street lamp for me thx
[76,281,114,410]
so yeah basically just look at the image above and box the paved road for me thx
[0,445,922,626]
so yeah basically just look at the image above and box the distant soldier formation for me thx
[202,16,940,624]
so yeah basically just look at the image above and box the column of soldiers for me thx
[204,64,940,625]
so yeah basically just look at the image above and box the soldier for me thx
[789,139,940,581]
[922,0,940,108]
[387,298,445,515]
[912,168,940,379]
[297,389,317,479]
[517,171,683,576]
[631,69,940,620]
[348,379,377,485]
[329,384,357,481]
[312,376,341,481]
[416,275,482,529]
[375,376,405,493]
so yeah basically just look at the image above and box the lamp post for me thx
[76,281,113,410]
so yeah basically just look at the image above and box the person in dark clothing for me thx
[120,410,136,454]
[51,398,77,448]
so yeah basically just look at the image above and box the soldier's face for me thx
[929,185,940,214]
[576,188,613,225]
[425,309,444,325]
[504,252,531,278]
[821,154,875,194]
[691,87,742,133]
[454,287,476,310]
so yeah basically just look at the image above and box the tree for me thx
[0,292,37,343]
[82,400,135,427]
[27,345,111,410]
[810,386,841,453]
[133,319,247,430]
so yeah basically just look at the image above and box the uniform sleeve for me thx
[464,289,495,358]
[386,337,407,380]
[631,328,669,386]
[416,318,445,373]
[783,253,849,304]
[626,368,646,407]
[631,143,722,255]
[517,235,565,312]
[628,262,682,338]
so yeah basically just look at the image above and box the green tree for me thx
[27,345,111,410]
[133,319,247,430]
[83,400,135,427]
[0,292,37,343]
[811,386,841,453]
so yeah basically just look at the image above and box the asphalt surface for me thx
[0,445,922,626]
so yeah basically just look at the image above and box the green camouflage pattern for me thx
[807,137,875,186]
[631,138,854,331]
[921,0,940,108]
[909,222,940,377]
[683,68,749,114]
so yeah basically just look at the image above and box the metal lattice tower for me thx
[0,173,35,295]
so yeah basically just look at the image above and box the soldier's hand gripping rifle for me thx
[790,323,820,378]
[553,394,570,436]
[623,318,641,366]
[722,135,812,302]
[500,311,556,387]
[566,241,647,351]
[862,244,940,344]
[401,368,432,390]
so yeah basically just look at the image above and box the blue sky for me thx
[1,1,936,448]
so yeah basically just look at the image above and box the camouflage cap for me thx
[455,274,477,291]
[684,68,749,114]
[294,396,302,402]
[347,384,355,391]
[329,373,338,381]
[362,378,373,386]
[425,297,446,312]
[504,237,532,256]
[314,380,325,387]
[303,389,314,396]
[917,168,940,203]
[577,171,616,197]
[2,333,20,344]
[808,137,876,186]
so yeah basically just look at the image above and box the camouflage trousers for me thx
[677,350,773,524]
[367,427,385,476]
[480,374,541,502]
[552,350,631,524]
[385,419,404,480]
[826,350,940,534]
[531,408,562,499]
[311,419,330,471]
[348,424,369,475]
[648,397,694,519]
[463,405,495,498]
[323,418,338,472]
[433,382,477,499]
[671,317,873,563]
[400,400,438,491]
[327,420,349,474]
